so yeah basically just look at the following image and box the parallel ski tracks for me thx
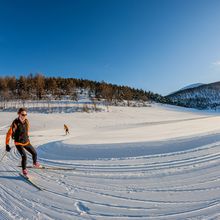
[0,136,220,219]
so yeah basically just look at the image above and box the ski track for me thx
[0,115,220,219]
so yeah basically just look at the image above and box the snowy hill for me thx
[179,83,204,91]
[0,104,220,219]
[167,81,220,109]
[0,75,170,110]
[169,83,204,95]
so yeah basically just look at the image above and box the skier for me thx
[64,124,69,135]
[5,107,41,176]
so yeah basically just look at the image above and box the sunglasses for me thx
[21,113,27,116]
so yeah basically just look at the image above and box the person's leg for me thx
[15,145,27,170]
[23,144,37,164]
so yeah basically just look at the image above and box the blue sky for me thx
[0,0,220,95]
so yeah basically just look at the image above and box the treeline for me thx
[170,97,210,110]
[0,74,170,105]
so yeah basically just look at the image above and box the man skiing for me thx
[5,107,41,176]
[64,124,69,135]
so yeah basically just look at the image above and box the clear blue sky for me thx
[1,0,220,95]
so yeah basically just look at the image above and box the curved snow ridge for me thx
[34,138,220,181]
[37,133,220,160]
[1,136,220,218]
[1,142,220,219]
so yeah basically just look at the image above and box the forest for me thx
[0,74,170,106]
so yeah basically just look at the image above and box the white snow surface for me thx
[0,104,220,219]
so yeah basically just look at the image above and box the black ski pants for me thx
[16,144,37,170]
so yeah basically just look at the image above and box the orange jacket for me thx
[6,118,30,146]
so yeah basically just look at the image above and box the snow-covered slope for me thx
[0,104,220,219]
[167,81,220,109]
[179,83,204,91]
[169,83,204,95]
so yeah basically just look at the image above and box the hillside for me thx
[0,74,169,111]
[167,81,220,110]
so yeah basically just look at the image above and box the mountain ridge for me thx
[167,81,220,109]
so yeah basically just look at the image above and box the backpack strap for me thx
[26,119,30,136]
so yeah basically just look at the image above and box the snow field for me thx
[0,104,220,219]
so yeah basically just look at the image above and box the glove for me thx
[6,144,11,152]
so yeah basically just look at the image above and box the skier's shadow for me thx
[0,170,23,180]
[0,171,17,173]
[0,175,21,180]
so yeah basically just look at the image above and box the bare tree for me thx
[35,73,45,99]
[122,86,133,106]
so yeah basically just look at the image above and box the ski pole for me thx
[0,151,7,163]
[0,145,15,164]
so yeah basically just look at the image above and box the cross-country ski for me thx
[18,165,76,170]
[19,173,43,191]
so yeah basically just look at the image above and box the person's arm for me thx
[5,126,13,145]
[6,121,17,145]
[5,124,14,152]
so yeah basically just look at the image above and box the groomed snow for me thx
[0,104,220,219]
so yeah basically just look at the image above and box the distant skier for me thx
[5,107,41,176]
[64,124,69,135]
